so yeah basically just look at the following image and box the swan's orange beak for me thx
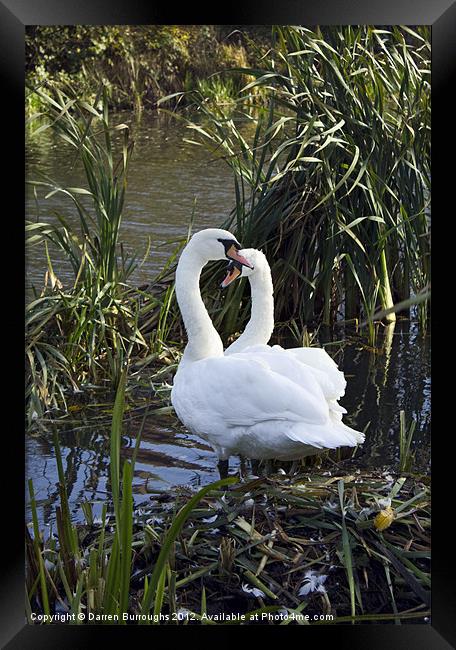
[225,244,254,269]
[221,265,241,289]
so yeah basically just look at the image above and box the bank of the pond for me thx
[26,26,272,114]
[26,453,431,624]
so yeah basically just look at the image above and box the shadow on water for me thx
[26,411,243,529]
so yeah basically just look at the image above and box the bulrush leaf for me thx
[182,25,430,343]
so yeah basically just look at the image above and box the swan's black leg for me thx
[239,455,248,479]
[217,458,229,479]
[251,459,260,476]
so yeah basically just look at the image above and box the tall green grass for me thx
[25,83,174,422]
[27,83,134,286]
[183,26,430,345]
[26,364,236,622]
[26,412,431,623]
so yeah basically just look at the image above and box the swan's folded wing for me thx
[183,354,330,429]
[275,345,347,399]
[232,344,346,402]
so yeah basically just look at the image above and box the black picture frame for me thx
[2,1,452,647]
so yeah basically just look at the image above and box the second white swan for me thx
[221,247,364,437]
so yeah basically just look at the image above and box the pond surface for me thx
[25,112,431,529]
[26,111,234,295]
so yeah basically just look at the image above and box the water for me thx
[25,113,431,528]
[26,111,234,294]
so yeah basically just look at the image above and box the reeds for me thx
[25,83,177,422]
[27,404,431,623]
[27,83,134,286]
[398,410,417,473]
[26,363,237,622]
[183,26,430,346]
[26,338,429,623]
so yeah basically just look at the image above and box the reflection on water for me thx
[26,112,234,294]
[25,415,234,528]
[26,321,430,528]
[335,321,430,470]
[26,112,430,529]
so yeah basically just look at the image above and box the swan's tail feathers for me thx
[334,421,365,446]
[286,420,365,451]
[328,399,347,423]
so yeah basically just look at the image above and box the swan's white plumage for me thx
[171,235,364,463]
[173,353,362,460]
[224,249,357,429]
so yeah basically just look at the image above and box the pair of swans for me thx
[170,228,364,472]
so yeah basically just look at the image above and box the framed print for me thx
[1,0,453,647]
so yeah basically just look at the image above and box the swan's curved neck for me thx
[226,260,274,354]
[175,247,223,365]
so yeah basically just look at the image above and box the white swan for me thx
[171,231,364,467]
[221,248,362,433]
